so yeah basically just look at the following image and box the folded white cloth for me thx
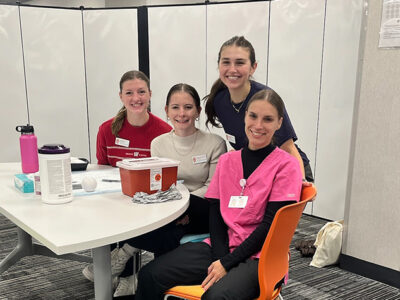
[132,184,182,204]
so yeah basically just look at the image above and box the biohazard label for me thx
[150,167,162,191]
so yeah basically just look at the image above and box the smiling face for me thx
[245,99,283,150]
[165,91,201,137]
[218,45,257,92]
[119,78,151,117]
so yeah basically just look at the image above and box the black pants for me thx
[135,242,259,300]
[115,194,210,277]
[304,162,314,183]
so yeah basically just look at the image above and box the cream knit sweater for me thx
[151,129,227,198]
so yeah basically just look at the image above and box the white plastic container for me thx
[38,144,72,204]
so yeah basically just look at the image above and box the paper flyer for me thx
[379,0,400,48]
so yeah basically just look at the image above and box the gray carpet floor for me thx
[0,213,399,300]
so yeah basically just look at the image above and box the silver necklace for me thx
[171,130,198,156]
[231,99,246,113]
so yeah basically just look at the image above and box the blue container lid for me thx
[38,144,70,154]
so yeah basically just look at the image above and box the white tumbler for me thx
[38,144,72,204]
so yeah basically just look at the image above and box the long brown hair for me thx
[111,70,150,136]
[204,36,256,128]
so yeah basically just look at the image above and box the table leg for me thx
[92,245,113,300]
[0,227,33,273]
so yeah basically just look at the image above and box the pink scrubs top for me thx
[204,148,302,259]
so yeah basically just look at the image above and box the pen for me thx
[102,179,121,182]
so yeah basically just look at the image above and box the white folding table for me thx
[0,163,189,300]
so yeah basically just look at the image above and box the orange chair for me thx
[164,185,317,300]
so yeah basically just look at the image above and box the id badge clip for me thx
[228,179,248,208]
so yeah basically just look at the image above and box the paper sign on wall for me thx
[379,0,400,48]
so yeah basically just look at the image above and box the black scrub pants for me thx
[114,194,210,277]
[135,242,260,300]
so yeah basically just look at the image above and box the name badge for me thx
[115,137,130,147]
[228,196,248,208]
[226,134,236,144]
[192,154,207,164]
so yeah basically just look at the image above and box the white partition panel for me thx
[314,0,363,220]
[268,0,325,214]
[20,7,89,159]
[83,9,138,163]
[205,1,269,135]
[206,2,269,92]
[0,5,28,163]
[148,5,206,122]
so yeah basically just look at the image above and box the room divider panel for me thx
[314,0,363,220]
[206,1,270,91]
[0,0,364,220]
[0,5,28,163]
[83,9,139,162]
[19,6,89,159]
[148,5,207,122]
[268,0,325,214]
[205,1,269,136]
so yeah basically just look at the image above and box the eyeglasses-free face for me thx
[119,79,151,117]
[245,100,282,151]
[218,45,257,92]
[165,91,201,137]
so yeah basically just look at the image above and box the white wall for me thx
[0,5,27,162]
[342,0,400,272]
[148,5,206,121]
[19,6,89,159]
[0,1,363,220]
[24,0,105,8]
[83,9,139,162]
[205,1,269,139]
[0,5,139,164]
[314,0,363,220]
[268,0,325,215]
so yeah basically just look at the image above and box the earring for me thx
[196,117,200,121]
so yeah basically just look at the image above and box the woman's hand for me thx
[201,260,227,292]
[302,180,313,188]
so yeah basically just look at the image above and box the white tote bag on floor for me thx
[310,220,344,268]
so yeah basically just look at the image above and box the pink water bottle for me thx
[16,124,39,173]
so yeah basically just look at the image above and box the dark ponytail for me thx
[204,79,226,128]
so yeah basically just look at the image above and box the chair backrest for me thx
[257,185,317,300]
